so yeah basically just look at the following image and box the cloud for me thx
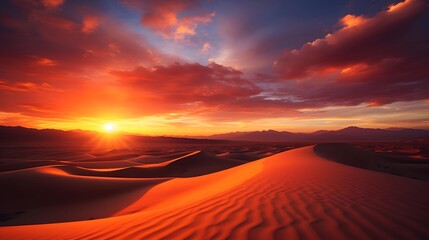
[41,0,64,9]
[0,0,427,132]
[0,80,56,92]
[0,1,161,71]
[273,0,429,106]
[340,14,366,28]
[274,0,427,79]
[108,62,324,121]
[33,57,57,66]
[82,15,100,33]
[201,42,211,53]
[111,62,261,110]
[0,0,166,118]
[124,0,215,40]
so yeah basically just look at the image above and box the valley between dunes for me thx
[1,144,429,240]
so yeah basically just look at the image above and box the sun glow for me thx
[103,123,116,132]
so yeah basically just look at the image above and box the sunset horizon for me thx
[1,0,429,239]
[0,0,428,135]
[1,123,429,137]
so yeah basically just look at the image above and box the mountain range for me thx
[0,126,227,145]
[204,126,429,142]
[1,125,428,143]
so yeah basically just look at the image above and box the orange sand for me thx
[1,145,428,239]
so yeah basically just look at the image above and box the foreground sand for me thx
[1,145,429,239]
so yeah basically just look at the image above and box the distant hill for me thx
[1,125,428,144]
[0,126,91,142]
[205,126,429,142]
[0,126,228,145]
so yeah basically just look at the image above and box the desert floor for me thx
[1,141,428,239]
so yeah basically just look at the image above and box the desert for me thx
[1,127,429,239]
[1,0,428,239]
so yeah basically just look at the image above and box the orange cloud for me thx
[41,0,64,8]
[111,62,260,107]
[388,0,414,12]
[34,57,56,67]
[82,16,100,33]
[125,0,215,40]
[174,12,215,40]
[0,80,55,92]
[340,14,366,27]
[201,42,211,53]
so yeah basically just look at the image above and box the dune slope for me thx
[1,145,429,239]
[57,150,244,178]
[0,167,167,225]
[315,143,429,181]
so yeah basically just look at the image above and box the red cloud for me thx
[82,16,100,33]
[0,0,166,118]
[1,0,427,128]
[0,1,161,73]
[125,0,215,40]
[273,0,429,106]
[274,0,427,79]
[111,62,260,107]
[0,80,56,92]
[41,0,64,8]
[0,0,297,122]
[108,62,317,120]
[33,57,56,66]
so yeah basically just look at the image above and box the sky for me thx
[0,0,428,135]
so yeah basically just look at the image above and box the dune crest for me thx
[55,150,244,178]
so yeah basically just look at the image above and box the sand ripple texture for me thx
[1,145,429,240]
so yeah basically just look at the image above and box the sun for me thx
[103,123,116,133]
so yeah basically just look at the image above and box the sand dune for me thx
[217,152,260,161]
[216,146,290,161]
[71,153,141,162]
[0,160,61,172]
[65,160,140,169]
[1,144,428,239]
[56,150,244,178]
[315,143,429,181]
[0,149,241,175]
[131,151,195,164]
[0,167,166,225]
